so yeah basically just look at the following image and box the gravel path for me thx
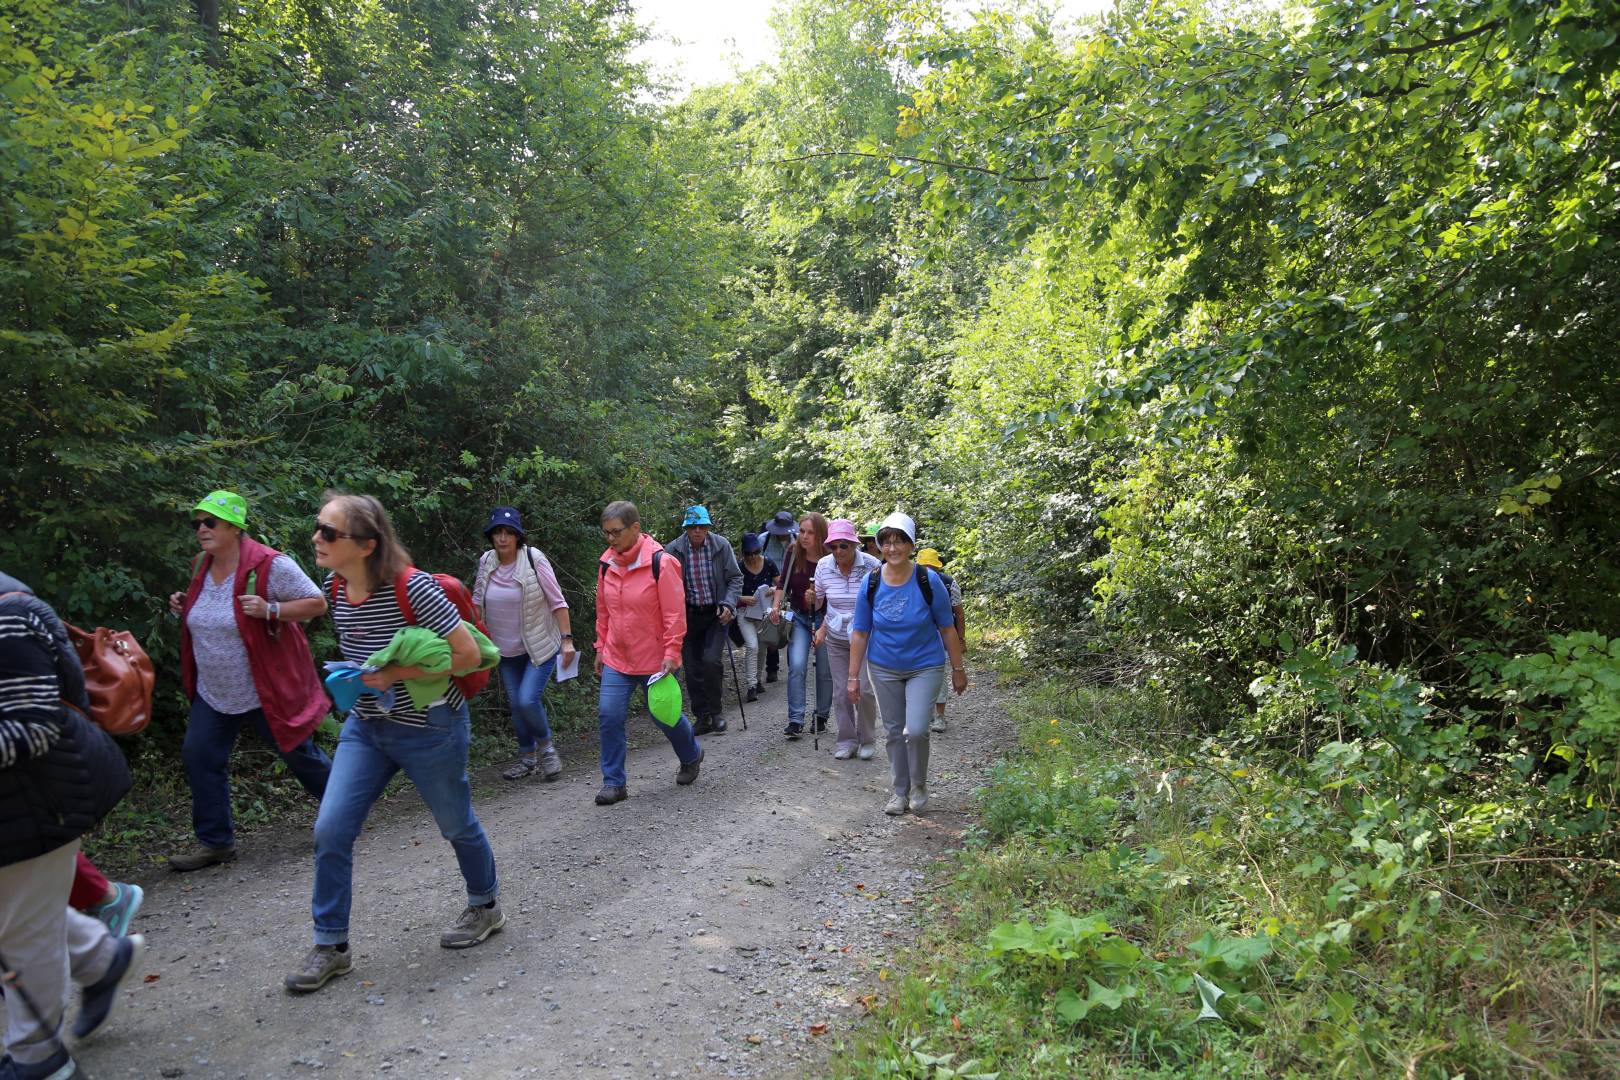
[64,671,1014,1080]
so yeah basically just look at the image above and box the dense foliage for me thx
[3,0,735,741]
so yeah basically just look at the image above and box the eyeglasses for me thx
[829,541,856,550]
[880,536,912,548]
[190,516,219,531]
[314,520,370,543]
[602,525,629,540]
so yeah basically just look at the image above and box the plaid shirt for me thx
[685,541,716,607]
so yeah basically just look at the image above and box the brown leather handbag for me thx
[65,623,155,736]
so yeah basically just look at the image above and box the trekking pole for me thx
[725,637,748,730]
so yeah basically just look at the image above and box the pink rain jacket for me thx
[595,533,686,676]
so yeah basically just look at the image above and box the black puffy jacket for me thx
[0,573,132,868]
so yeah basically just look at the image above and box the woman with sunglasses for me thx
[472,506,575,782]
[811,519,882,759]
[286,492,503,993]
[847,512,967,815]
[167,490,332,872]
[771,512,831,738]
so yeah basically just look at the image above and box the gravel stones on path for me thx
[63,675,1014,1079]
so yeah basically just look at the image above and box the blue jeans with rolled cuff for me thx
[311,703,497,945]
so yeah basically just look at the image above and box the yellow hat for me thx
[916,548,944,570]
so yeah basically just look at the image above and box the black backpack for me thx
[865,564,935,609]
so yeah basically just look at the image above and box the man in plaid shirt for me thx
[665,506,742,736]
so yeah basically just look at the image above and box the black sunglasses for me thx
[314,520,371,543]
[190,516,218,530]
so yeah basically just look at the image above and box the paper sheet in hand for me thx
[554,650,581,682]
[743,583,774,621]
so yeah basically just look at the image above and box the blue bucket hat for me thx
[765,510,797,537]
[682,505,712,528]
[483,506,526,540]
[740,531,762,555]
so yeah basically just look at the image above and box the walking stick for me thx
[725,636,748,730]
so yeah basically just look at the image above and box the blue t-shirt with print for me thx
[852,566,954,671]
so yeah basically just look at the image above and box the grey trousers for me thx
[868,662,944,797]
[826,635,877,752]
[0,839,118,1066]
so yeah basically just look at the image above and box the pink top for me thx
[595,533,687,676]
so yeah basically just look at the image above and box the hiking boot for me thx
[813,714,829,733]
[766,671,778,683]
[833,745,854,760]
[502,756,539,780]
[710,714,728,734]
[283,944,352,994]
[441,902,505,949]
[595,785,628,805]
[930,715,947,733]
[909,785,929,813]
[884,794,908,816]
[784,720,803,739]
[538,746,563,781]
[87,882,144,938]
[167,843,237,872]
[9,1047,83,1080]
[857,743,875,760]
[691,716,713,736]
[70,934,144,1040]
[675,748,705,786]
[745,686,759,703]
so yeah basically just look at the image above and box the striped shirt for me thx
[813,550,882,642]
[327,571,464,726]
[0,600,65,768]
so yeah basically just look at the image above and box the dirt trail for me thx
[65,673,1013,1080]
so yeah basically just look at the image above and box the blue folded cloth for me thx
[323,663,394,714]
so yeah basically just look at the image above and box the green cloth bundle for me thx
[365,622,500,710]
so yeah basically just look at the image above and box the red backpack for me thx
[330,568,493,701]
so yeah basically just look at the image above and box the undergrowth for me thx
[86,684,602,874]
[837,669,1620,1078]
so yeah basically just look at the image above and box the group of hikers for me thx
[0,488,967,1078]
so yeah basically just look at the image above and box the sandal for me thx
[502,757,539,780]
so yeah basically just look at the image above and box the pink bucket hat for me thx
[825,518,859,545]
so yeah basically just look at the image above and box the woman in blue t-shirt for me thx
[848,512,967,816]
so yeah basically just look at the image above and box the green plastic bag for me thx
[646,671,683,728]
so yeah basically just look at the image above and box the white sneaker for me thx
[884,794,908,816]
[857,744,875,760]
[909,786,929,812]
[930,716,947,733]
[833,746,853,760]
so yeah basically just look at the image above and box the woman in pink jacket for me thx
[592,500,704,805]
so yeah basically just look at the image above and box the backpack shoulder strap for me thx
[915,566,934,606]
[394,568,418,625]
[865,567,882,608]
[651,550,662,582]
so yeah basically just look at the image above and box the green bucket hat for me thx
[646,671,683,728]
[194,489,248,528]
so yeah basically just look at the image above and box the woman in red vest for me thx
[166,490,332,871]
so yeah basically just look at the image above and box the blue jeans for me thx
[182,695,332,849]
[596,665,702,789]
[311,704,497,945]
[497,652,558,754]
[786,611,831,724]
